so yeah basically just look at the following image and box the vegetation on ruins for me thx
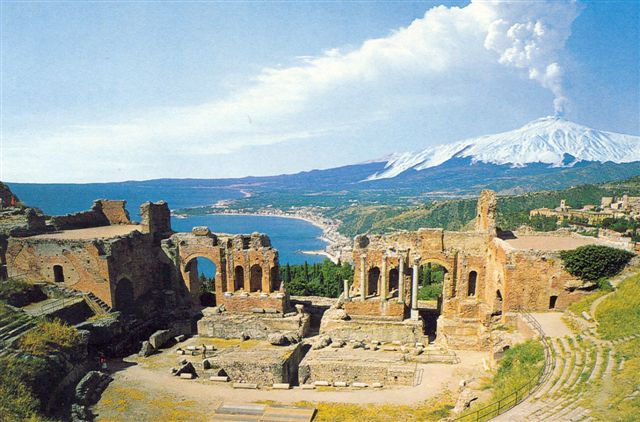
[594,273,640,340]
[281,259,353,297]
[417,264,446,300]
[0,278,33,301]
[559,245,635,283]
[586,272,640,419]
[0,354,51,422]
[488,340,545,400]
[19,318,83,357]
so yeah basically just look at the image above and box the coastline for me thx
[175,209,350,264]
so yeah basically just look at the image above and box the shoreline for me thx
[174,209,350,264]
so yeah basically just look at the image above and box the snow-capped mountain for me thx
[367,116,640,181]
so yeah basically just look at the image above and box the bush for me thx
[0,279,32,300]
[0,355,46,422]
[19,319,83,357]
[559,245,634,282]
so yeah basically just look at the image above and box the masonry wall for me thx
[49,200,131,231]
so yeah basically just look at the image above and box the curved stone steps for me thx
[544,337,574,399]
[533,337,564,400]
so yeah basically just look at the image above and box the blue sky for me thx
[1,0,638,183]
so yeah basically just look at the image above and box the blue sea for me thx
[8,183,328,272]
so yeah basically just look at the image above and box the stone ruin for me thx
[0,185,614,389]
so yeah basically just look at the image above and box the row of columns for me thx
[355,252,421,313]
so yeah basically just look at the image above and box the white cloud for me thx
[3,0,581,182]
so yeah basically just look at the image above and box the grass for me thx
[460,340,545,421]
[19,318,82,356]
[581,270,640,420]
[292,394,454,422]
[594,272,640,340]
[567,290,608,318]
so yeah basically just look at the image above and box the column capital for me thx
[413,256,421,265]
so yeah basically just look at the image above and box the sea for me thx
[8,182,328,277]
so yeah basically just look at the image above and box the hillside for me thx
[327,176,640,237]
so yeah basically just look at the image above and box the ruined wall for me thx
[140,201,172,239]
[49,200,131,231]
[171,229,280,305]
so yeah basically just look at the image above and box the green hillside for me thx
[330,176,640,237]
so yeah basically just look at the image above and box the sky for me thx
[1,0,638,183]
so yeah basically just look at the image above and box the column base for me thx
[410,309,420,320]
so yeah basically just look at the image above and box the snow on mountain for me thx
[367,116,640,181]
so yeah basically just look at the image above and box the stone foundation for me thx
[319,308,424,343]
[197,307,310,340]
[299,347,417,386]
[219,292,288,314]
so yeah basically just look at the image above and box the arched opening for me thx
[468,271,477,297]
[389,268,399,293]
[270,266,280,292]
[53,265,64,283]
[549,295,558,309]
[249,264,262,292]
[417,263,447,301]
[185,257,217,306]
[233,266,244,291]
[367,267,380,296]
[114,277,134,314]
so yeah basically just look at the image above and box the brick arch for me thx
[180,252,225,299]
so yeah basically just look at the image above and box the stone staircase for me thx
[0,305,37,353]
[495,324,619,421]
[85,292,112,314]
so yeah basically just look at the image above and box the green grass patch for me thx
[568,290,608,317]
[0,279,32,300]
[594,273,640,340]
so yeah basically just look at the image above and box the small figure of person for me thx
[202,343,207,358]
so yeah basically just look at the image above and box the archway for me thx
[185,257,217,306]
[53,265,64,283]
[416,262,449,341]
[114,277,134,314]
[549,295,558,309]
[367,267,380,296]
[389,268,399,292]
[234,266,244,291]
[249,264,262,292]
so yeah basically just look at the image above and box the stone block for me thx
[149,329,172,349]
[174,335,186,343]
[251,307,265,313]
[180,373,194,379]
[210,376,230,382]
[372,382,383,388]
[300,384,316,390]
[233,383,258,389]
[352,382,368,388]
[272,383,291,390]
[334,381,348,387]
[382,346,398,351]
[314,381,331,387]
[192,226,211,236]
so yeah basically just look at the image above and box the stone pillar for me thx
[398,252,405,304]
[411,257,420,319]
[343,279,350,301]
[360,255,366,301]
[381,254,388,302]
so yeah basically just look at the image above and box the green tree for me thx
[560,245,635,282]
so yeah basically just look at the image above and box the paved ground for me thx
[93,336,491,421]
[502,235,610,252]
[29,224,142,240]
[528,312,573,338]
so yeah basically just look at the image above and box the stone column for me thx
[411,257,420,319]
[343,279,350,301]
[398,252,405,304]
[381,254,388,302]
[360,254,366,301]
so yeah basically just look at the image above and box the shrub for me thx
[0,355,44,421]
[490,340,544,400]
[19,319,83,357]
[0,279,32,300]
[559,245,634,282]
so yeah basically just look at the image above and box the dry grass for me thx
[291,393,454,422]
[19,318,82,356]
